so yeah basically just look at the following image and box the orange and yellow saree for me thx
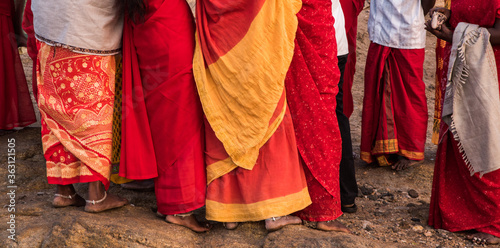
[194,0,311,222]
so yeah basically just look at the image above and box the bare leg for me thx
[84,181,128,213]
[165,214,210,233]
[265,215,302,231]
[466,232,500,245]
[316,220,351,233]
[52,184,85,207]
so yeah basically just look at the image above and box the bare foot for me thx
[52,185,85,208]
[53,194,86,208]
[466,232,500,245]
[265,215,302,231]
[84,192,128,213]
[223,222,239,230]
[316,220,351,233]
[391,157,420,171]
[165,214,210,233]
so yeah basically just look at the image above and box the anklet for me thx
[54,193,77,199]
[173,211,193,218]
[268,216,282,221]
[85,191,107,205]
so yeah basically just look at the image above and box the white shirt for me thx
[332,0,348,56]
[368,0,426,49]
[33,0,123,55]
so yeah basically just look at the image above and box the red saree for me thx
[204,104,311,222]
[286,0,343,222]
[360,43,427,165]
[429,0,500,238]
[121,0,206,215]
[0,0,36,129]
[339,0,364,118]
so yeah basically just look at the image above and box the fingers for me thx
[429,7,451,20]
[424,20,433,31]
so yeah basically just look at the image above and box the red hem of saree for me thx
[47,174,109,190]
[1,121,36,130]
[294,212,342,222]
[157,203,205,216]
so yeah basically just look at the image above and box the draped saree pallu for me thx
[37,43,116,189]
[120,0,206,215]
[194,0,311,222]
[285,0,343,222]
[360,43,427,166]
[429,0,500,238]
[0,0,36,130]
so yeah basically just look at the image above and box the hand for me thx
[425,20,453,43]
[429,7,451,21]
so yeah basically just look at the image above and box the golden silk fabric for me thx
[37,43,115,187]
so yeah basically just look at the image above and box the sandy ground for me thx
[1,0,497,247]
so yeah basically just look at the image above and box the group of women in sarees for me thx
[118,0,351,232]
[22,0,351,233]
[4,0,499,243]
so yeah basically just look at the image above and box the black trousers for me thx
[336,54,358,205]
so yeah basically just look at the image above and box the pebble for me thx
[412,225,424,233]
[360,184,375,195]
[424,231,433,237]
[381,193,395,202]
[394,206,410,210]
[362,220,373,230]
[37,192,44,196]
[408,189,419,198]
[411,217,421,222]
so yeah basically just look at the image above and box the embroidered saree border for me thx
[361,139,424,164]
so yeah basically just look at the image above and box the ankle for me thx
[87,181,105,200]
[56,185,75,195]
